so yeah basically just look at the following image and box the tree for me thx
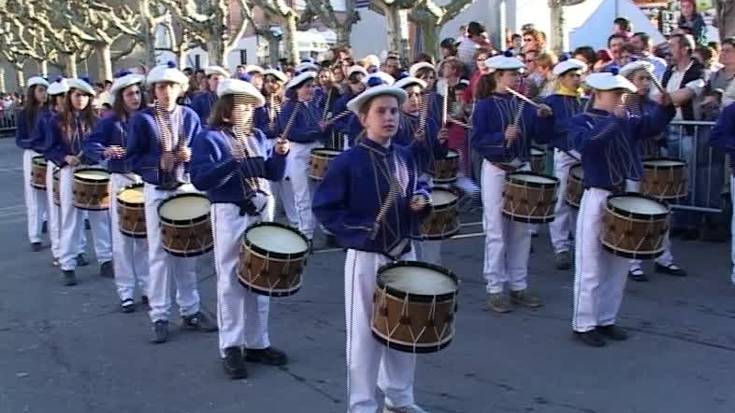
[0,19,30,89]
[409,0,475,58]
[301,0,361,47]
[549,0,585,54]
[715,0,735,40]
[250,0,301,64]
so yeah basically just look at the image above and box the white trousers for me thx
[58,166,112,271]
[22,150,47,244]
[272,179,298,227]
[345,249,417,413]
[549,150,578,253]
[412,240,442,265]
[625,179,675,270]
[143,183,200,322]
[287,141,320,239]
[110,174,149,301]
[45,165,61,259]
[211,203,271,357]
[731,179,735,283]
[573,188,629,332]
[481,161,532,294]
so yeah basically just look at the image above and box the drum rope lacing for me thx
[241,247,301,295]
[603,206,667,256]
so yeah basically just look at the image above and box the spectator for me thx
[678,0,707,46]
[457,25,468,46]
[593,49,613,72]
[414,52,435,65]
[528,52,558,98]
[631,32,668,79]
[694,45,720,80]
[522,29,546,53]
[612,17,633,38]
[466,48,493,102]
[602,33,628,72]
[572,46,598,72]
[440,38,458,60]
[508,33,523,56]
[458,22,490,69]
[702,37,735,114]
[381,54,402,78]
[235,65,247,78]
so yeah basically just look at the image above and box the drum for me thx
[641,158,688,200]
[420,188,460,240]
[158,193,213,257]
[117,184,146,238]
[309,148,341,181]
[31,156,47,190]
[502,172,559,223]
[53,168,60,206]
[530,147,546,174]
[372,261,459,353]
[72,168,110,210]
[431,150,460,184]
[237,222,310,297]
[565,163,584,208]
[601,194,670,259]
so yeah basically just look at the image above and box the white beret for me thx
[394,76,427,90]
[27,76,49,89]
[47,79,69,96]
[263,69,288,83]
[363,71,395,86]
[245,65,264,75]
[585,72,637,93]
[552,58,587,76]
[285,71,316,91]
[66,78,96,96]
[110,73,145,97]
[147,64,189,86]
[484,55,525,72]
[347,65,368,78]
[619,60,654,78]
[346,85,407,114]
[216,78,265,107]
[409,62,436,77]
[205,66,230,77]
[295,62,320,73]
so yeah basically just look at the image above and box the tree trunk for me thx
[206,37,225,67]
[177,49,188,69]
[549,0,565,54]
[267,36,280,66]
[139,0,158,68]
[717,0,735,40]
[419,19,439,59]
[38,60,49,78]
[67,53,79,78]
[335,25,351,47]
[96,43,113,81]
[0,67,6,93]
[384,4,403,55]
[15,63,25,90]
[283,13,299,64]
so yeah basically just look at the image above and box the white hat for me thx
[363,71,395,86]
[295,62,320,73]
[346,85,407,114]
[285,71,316,91]
[244,65,264,75]
[216,78,266,107]
[552,58,587,76]
[394,76,427,90]
[205,65,230,78]
[263,69,288,83]
[347,65,368,78]
[585,72,637,93]
[47,78,69,96]
[409,62,435,77]
[363,54,381,68]
[27,76,49,89]
[619,60,654,78]
[110,73,145,97]
[147,63,189,85]
[484,55,524,72]
[66,78,96,96]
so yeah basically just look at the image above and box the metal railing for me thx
[0,110,17,137]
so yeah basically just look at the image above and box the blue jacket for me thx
[276,100,324,144]
[190,91,217,126]
[470,93,553,163]
[190,127,287,204]
[710,102,735,172]
[543,94,587,152]
[43,112,98,168]
[393,112,447,172]
[15,108,48,152]
[312,138,431,257]
[126,106,202,185]
[83,113,137,174]
[570,105,675,190]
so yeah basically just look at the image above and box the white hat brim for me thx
[394,76,427,90]
[147,66,189,86]
[552,59,587,76]
[110,74,145,97]
[216,79,266,107]
[585,73,637,93]
[66,78,96,96]
[47,79,69,96]
[409,62,435,77]
[205,66,230,78]
[263,69,288,83]
[28,77,49,89]
[285,71,316,91]
[346,85,407,114]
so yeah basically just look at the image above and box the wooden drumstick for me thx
[370,180,399,240]
[441,81,449,127]
[506,100,526,148]
[323,109,352,125]
[279,102,301,143]
[505,87,541,108]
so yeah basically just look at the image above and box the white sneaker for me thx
[383,404,429,413]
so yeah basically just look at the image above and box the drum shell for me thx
[117,184,146,238]
[431,150,459,184]
[419,189,460,240]
[236,222,309,297]
[530,147,545,174]
[31,156,47,190]
[158,194,213,257]
[53,169,60,206]
[73,168,111,210]
[600,193,670,259]
[641,158,688,200]
[565,163,584,208]
[371,261,458,354]
[502,172,559,224]
[308,148,341,181]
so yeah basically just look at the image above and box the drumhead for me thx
[432,189,458,206]
[118,187,144,204]
[644,159,686,167]
[609,196,668,215]
[159,194,210,220]
[445,150,459,159]
[510,172,556,185]
[570,164,584,179]
[74,169,110,181]
[246,224,309,255]
[32,156,46,165]
[314,148,342,156]
[381,265,457,296]
[530,147,545,156]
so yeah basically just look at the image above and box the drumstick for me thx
[505,87,541,108]
[280,102,301,142]
[441,82,449,127]
[414,92,429,141]
[323,109,351,125]
[651,76,666,95]
[506,100,526,148]
[370,180,399,240]
[448,118,470,129]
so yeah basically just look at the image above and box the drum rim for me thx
[505,171,559,187]
[310,147,342,156]
[242,221,310,259]
[606,192,670,219]
[530,146,545,156]
[157,193,211,224]
[430,188,459,207]
[31,155,46,165]
[642,157,688,168]
[116,183,145,207]
[569,162,583,179]
[376,260,459,302]
[73,167,111,183]
[371,329,453,354]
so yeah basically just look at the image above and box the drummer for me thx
[126,62,217,343]
[44,78,113,286]
[710,101,735,285]
[190,78,289,380]
[15,76,49,253]
[84,70,150,313]
[470,53,554,313]
[190,65,230,125]
[620,61,687,281]
[331,65,368,148]
[543,58,587,271]
[312,85,433,413]
[569,72,674,347]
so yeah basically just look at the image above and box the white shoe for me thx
[383,404,429,413]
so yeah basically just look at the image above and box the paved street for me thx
[1,138,734,413]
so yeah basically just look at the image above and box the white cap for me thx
[363,71,395,86]
[216,78,265,107]
[394,76,427,90]
[263,69,288,83]
[285,71,317,91]
[552,58,587,76]
[245,65,264,75]
[27,76,49,89]
[619,60,654,78]
[363,54,381,68]
[110,73,145,97]
[585,72,637,93]
[346,85,407,114]
[47,79,69,96]
[205,65,230,78]
[347,65,368,78]
[295,62,320,73]
[408,62,435,77]
[66,78,96,96]
[484,55,524,72]
[147,63,189,86]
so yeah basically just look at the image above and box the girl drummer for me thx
[191,78,289,380]
[710,101,735,285]
[312,85,433,413]
[126,62,216,343]
[45,78,113,286]
[16,76,49,253]
[470,54,554,314]
[569,72,674,347]
[84,71,150,313]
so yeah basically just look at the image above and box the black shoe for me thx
[31,242,43,252]
[76,253,89,267]
[141,295,149,306]
[555,251,571,270]
[62,270,77,286]
[42,221,47,234]
[84,219,91,230]
[654,262,687,277]
[223,347,248,379]
[597,324,628,341]
[182,311,218,332]
[151,320,169,344]
[628,268,649,282]
[245,346,288,366]
[574,330,606,347]
[121,298,135,313]
[99,261,114,278]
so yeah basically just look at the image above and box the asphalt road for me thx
[0,138,734,413]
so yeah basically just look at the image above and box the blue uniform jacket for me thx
[543,94,587,152]
[15,108,49,152]
[710,102,735,172]
[277,100,324,144]
[83,113,135,174]
[44,113,98,168]
[393,112,447,172]
[190,91,217,126]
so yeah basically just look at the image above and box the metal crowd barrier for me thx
[0,110,17,137]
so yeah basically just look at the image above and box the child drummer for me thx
[312,85,434,413]
[710,101,735,285]
[569,72,674,347]
[190,78,289,379]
